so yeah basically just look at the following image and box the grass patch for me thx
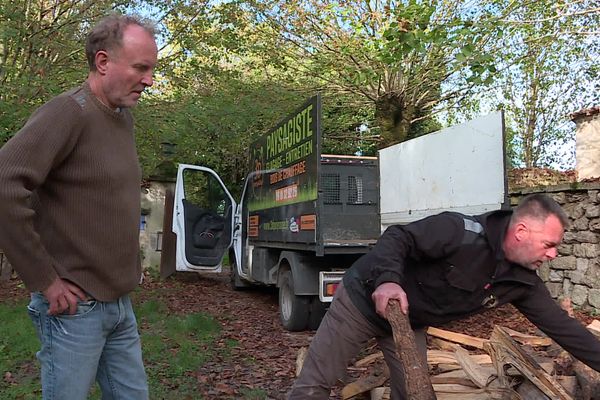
[135,298,221,399]
[239,387,269,399]
[0,296,221,400]
[0,299,41,399]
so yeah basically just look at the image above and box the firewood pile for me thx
[296,302,600,400]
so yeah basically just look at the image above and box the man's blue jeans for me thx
[27,292,148,400]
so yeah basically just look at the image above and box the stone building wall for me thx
[140,181,174,270]
[510,182,600,312]
[572,107,600,180]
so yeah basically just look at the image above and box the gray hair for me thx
[85,13,156,70]
[511,193,570,229]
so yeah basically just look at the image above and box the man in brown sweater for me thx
[0,13,157,400]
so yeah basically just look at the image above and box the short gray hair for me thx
[511,193,570,229]
[85,13,156,71]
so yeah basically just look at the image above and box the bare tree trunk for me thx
[374,93,413,147]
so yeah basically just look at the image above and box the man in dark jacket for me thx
[288,193,600,399]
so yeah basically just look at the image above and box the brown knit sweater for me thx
[0,82,142,301]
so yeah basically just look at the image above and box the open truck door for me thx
[173,164,236,272]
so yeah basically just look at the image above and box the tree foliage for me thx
[1,0,598,183]
[0,0,140,142]
[216,0,514,146]
[492,0,599,168]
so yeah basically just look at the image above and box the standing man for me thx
[0,13,158,400]
[289,194,600,399]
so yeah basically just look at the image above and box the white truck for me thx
[165,95,508,331]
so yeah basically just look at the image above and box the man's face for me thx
[507,214,564,270]
[103,24,158,109]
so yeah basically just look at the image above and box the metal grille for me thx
[321,173,340,204]
[347,176,363,204]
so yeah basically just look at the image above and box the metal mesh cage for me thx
[347,175,363,204]
[321,173,340,204]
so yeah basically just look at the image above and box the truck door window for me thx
[182,170,229,217]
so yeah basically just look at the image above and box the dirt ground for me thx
[1,270,595,399]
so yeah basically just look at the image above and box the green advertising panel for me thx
[247,95,321,243]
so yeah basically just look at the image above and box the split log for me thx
[386,300,436,400]
[432,366,497,384]
[515,380,551,400]
[427,349,492,365]
[295,347,307,377]
[341,363,389,399]
[454,346,494,388]
[434,386,520,400]
[355,351,384,367]
[430,337,461,351]
[427,327,487,349]
[556,376,578,397]
[430,375,480,387]
[573,360,600,400]
[370,386,520,400]
[587,320,600,338]
[370,386,390,400]
[486,326,573,400]
[500,326,552,347]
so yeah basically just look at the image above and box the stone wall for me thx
[511,182,600,312]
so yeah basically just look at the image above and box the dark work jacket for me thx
[343,210,600,371]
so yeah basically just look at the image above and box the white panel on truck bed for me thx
[379,112,507,231]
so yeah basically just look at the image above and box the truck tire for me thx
[279,269,309,331]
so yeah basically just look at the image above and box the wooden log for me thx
[427,327,487,349]
[573,359,600,400]
[427,349,492,365]
[485,326,573,400]
[341,364,389,399]
[587,320,600,338]
[0,251,13,281]
[500,326,553,347]
[370,387,390,400]
[295,347,307,377]
[434,386,520,399]
[386,300,436,399]
[430,337,461,351]
[430,375,480,387]
[556,376,578,398]
[454,346,494,388]
[432,366,500,389]
[515,380,551,400]
[355,351,384,367]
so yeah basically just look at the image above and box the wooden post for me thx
[386,299,437,400]
[159,188,177,280]
[0,251,13,281]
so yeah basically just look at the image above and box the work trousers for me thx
[288,282,427,400]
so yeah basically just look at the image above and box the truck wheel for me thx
[279,270,309,331]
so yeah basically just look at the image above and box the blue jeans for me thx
[27,292,148,400]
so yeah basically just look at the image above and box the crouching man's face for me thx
[505,214,564,271]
